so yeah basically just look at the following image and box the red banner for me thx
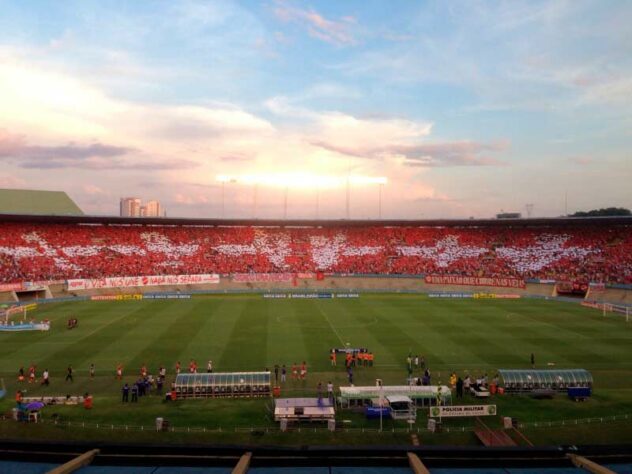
[424,275,526,289]
[0,283,23,292]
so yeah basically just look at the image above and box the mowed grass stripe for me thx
[266,298,304,369]
[360,297,452,366]
[515,301,632,360]
[38,301,179,373]
[0,301,151,373]
[125,299,215,371]
[354,297,440,367]
[63,300,179,376]
[401,299,517,369]
[490,301,614,367]
[198,298,248,372]
[296,300,342,371]
[217,298,269,371]
[439,300,579,368]
[322,299,399,366]
[0,303,73,361]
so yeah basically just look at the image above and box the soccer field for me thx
[2,294,632,445]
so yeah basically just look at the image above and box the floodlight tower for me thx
[217,175,229,218]
[345,178,350,220]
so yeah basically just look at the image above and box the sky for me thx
[0,0,630,219]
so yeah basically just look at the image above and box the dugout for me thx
[339,385,451,408]
[174,372,271,399]
[498,369,592,394]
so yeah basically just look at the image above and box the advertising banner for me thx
[428,293,473,298]
[68,274,219,291]
[143,294,191,300]
[473,293,521,299]
[91,294,143,301]
[425,275,525,289]
[429,405,496,418]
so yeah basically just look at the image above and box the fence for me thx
[6,412,630,436]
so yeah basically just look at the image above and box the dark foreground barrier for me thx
[1,439,632,470]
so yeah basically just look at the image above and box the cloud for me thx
[397,141,508,167]
[0,130,197,170]
[273,2,356,46]
[312,139,507,167]
[332,1,632,112]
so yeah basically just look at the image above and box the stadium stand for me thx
[0,220,630,284]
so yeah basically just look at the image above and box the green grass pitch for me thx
[1,294,631,445]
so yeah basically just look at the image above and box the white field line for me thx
[315,301,346,346]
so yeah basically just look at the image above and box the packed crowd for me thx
[0,222,630,284]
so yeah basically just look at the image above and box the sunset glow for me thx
[0,1,629,218]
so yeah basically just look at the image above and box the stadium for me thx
[0,190,631,473]
[2,2,632,472]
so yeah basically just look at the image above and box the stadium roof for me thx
[0,213,630,228]
[0,189,83,216]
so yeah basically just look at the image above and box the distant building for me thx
[120,198,163,218]
[145,200,162,217]
[120,197,141,217]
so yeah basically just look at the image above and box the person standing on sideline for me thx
[300,361,307,380]
[281,365,287,383]
[130,383,138,403]
[207,360,213,373]
[464,375,471,395]
[116,364,123,380]
[292,363,298,380]
[317,382,323,403]
[327,381,334,403]
[89,363,95,379]
[456,377,463,398]
[65,365,73,382]
[347,367,353,385]
[530,353,535,369]
[274,364,279,384]
[122,383,129,403]
[175,361,181,375]
[42,369,50,386]
[414,355,419,369]
[330,350,336,366]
